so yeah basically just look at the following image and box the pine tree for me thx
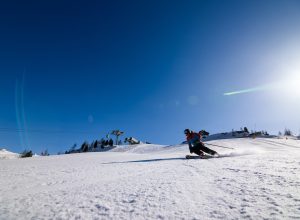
[41,149,49,156]
[81,141,89,152]
[100,138,105,149]
[108,139,114,146]
[94,141,98,149]
[284,128,292,136]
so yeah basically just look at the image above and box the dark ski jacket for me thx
[186,132,203,152]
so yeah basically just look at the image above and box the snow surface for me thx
[0,138,300,219]
[0,149,19,160]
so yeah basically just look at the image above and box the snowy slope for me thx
[0,149,19,160]
[0,138,299,219]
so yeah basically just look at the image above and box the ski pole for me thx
[204,143,235,150]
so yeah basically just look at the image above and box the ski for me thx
[185,154,215,159]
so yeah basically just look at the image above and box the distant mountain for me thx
[0,148,20,159]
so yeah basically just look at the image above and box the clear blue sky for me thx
[1,0,300,154]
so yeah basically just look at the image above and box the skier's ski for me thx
[185,154,214,159]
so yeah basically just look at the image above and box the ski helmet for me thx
[184,129,190,135]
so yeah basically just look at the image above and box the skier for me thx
[184,129,218,156]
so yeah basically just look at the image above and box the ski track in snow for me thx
[0,138,300,220]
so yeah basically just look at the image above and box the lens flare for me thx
[224,84,277,96]
[224,73,300,97]
[224,86,266,96]
[15,72,29,149]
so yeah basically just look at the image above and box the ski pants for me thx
[191,143,218,156]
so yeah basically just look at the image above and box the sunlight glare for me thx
[281,73,300,98]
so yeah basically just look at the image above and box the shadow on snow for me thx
[102,154,238,164]
[102,157,185,164]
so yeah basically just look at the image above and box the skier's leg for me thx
[199,144,218,155]
[208,148,218,156]
[192,145,204,156]
[194,149,204,156]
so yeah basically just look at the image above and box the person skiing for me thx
[184,129,218,156]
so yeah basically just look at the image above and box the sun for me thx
[280,73,300,98]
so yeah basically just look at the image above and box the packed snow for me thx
[0,148,19,160]
[0,137,300,219]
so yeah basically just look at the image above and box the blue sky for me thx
[1,0,300,154]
